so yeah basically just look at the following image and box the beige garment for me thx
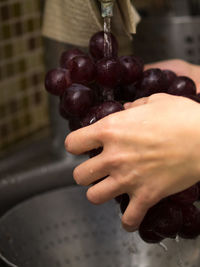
[42,0,140,55]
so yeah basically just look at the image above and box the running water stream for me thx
[103,17,112,58]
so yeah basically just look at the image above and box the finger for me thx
[86,176,124,204]
[73,153,109,186]
[124,97,149,110]
[121,195,150,232]
[65,124,102,155]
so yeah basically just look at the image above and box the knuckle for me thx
[149,93,167,101]
[99,116,116,140]
[137,188,161,208]
[107,154,121,168]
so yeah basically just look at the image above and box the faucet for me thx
[99,0,115,17]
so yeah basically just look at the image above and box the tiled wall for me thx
[0,0,49,151]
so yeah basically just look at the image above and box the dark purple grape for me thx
[61,84,94,117]
[95,101,124,121]
[89,31,118,61]
[163,70,177,89]
[197,182,200,200]
[120,194,129,214]
[114,85,124,102]
[89,147,103,158]
[68,55,96,85]
[96,58,121,88]
[153,201,182,238]
[100,86,115,101]
[140,68,167,96]
[120,81,142,102]
[170,184,199,205]
[59,101,71,120]
[68,118,81,132]
[80,106,98,127]
[139,219,164,244]
[45,68,72,96]
[60,48,85,69]
[186,94,200,103]
[119,56,144,85]
[179,204,200,239]
[168,76,196,96]
[139,203,165,243]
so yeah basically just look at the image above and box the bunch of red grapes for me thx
[45,31,200,244]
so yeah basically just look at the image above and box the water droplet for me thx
[158,242,168,252]
[175,235,180,243]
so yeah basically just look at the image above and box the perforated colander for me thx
[0,186,200,267]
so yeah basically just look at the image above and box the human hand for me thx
[145,59,200,93]
[65,93,200,232]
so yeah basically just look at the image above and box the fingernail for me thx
[122,222,137,232]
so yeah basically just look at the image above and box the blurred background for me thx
[0,0,49,155]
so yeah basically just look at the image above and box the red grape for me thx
[45,68,72,96]
[68,55,96,85]
[197,182,200,200]
[141,200,182,239]
[168,76,196,96]
[68,118,81,132]
[59,101,71,120]
[120,194,129,214]
[153,201,182,238]
[96,57,121,88]
[119,56,144,85]
[119,81,141,102]
[140,68,167,96]
[179,204,200,239]
[186,94,200,103]
[60,48,85,69]
[99,86,115,101]
[95,101,124,121]
[61,84,94,117]
[170,184,199,204]
[163,70,177,89]
[80,106,98,127]
[139,219,164,244]
[89,31,118,61]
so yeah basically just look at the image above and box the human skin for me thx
[65,59,200,232]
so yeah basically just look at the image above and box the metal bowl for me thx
[0,186,200,267]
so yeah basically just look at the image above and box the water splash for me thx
[103,17,112,58]
[174,237,184,267]
[175,235,180,243]
[158,242,168,252]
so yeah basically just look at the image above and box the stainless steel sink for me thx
[0,133,86,216]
